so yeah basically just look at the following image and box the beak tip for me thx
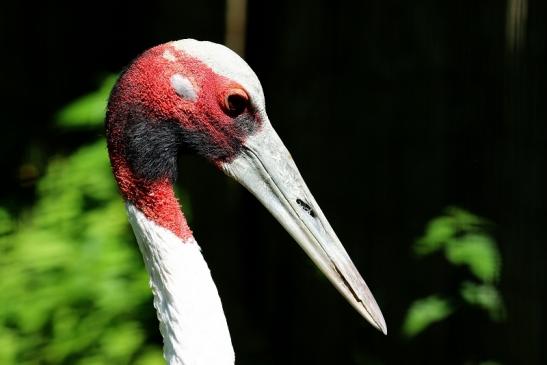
[373,313,388,335]
[379,322,388,336]
[357,299,387,335]
[360,295,387,335]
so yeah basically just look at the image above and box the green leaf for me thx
[415,216,456,255]
[401,296,454,337]
[414,206,489,256]
[460,281,506,321]
[445,206,486,229]
[445,234,501,283]
[55,75,117,128]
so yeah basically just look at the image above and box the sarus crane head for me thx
[106,39,386,334]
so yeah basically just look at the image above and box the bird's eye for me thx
[223,89,249,117]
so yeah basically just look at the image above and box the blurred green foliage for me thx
[402,207,505,338]
[460,281,505,321]
[0,77,164,364]
[56,75,117,128]
[401,296,453,338]
[415,207,501,283]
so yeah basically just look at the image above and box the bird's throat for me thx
[111,155,192,239]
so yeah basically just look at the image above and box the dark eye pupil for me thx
[227,94,247,115]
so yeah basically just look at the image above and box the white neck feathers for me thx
[126,203,234,365]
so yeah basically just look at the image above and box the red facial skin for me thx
[106,43,257,239]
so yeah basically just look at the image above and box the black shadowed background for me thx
[0,1,545,364]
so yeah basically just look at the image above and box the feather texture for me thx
[126,203,234,365]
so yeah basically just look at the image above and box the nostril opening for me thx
[296,198,316,218]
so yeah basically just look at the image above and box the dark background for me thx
[1,1,545,364]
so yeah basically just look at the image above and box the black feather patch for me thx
[122,113,246,181]
[124,113,183,182]
[121,107,255,181]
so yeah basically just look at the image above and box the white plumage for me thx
[127,203,234,365]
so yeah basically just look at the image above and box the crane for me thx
[105,39,386,365]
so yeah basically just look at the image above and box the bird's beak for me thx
[222,121,387,334]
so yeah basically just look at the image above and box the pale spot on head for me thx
[172,39,265,110]
[170,74,197,101]
[163,49,177,62]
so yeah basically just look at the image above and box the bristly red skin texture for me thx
[105,42,259,239]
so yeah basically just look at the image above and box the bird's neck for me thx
[110,155,193,239]
[106,104,192,239]
[126,202,235,365]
